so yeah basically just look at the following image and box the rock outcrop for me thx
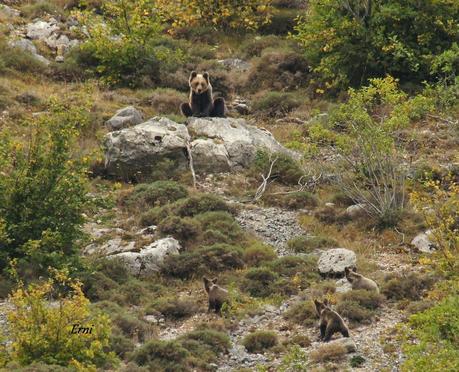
[105,106,144,131]
[107,237,181,277]
[8,38,50,65]
[318,248,357,276]
[411,230,435,253]
[103,116,298,179]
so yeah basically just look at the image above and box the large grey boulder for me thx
[108,237,181,277]
[8,38,50,65]
[83,237,135,256]
[104,117,190,179]
[103,116,299,179]
[411,230,435,253]
[105,106,144,131]
[0,4,20,17]
[26,20,59,40]
[345,203,366,219]
[188,117,298,169]
[318,248,357,276]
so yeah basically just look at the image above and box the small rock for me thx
[105,106,144,131]
[335,278,352,293]
[217,58,251,71]
[325,202,335,207]
[8,38,50,65]
[26,20,59,40]
[346,203,367,218]
[318,248,357,276]
[411,230,435,253]
[83,237,135,256]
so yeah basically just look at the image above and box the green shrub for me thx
[247,51,310,92]
[253,91,303,117]
[148,88,187,115]
[195,211,243,245]
[109,333,135,358]
[259,8,297,35]
[180,329,230,354]
[140,206,170,226]
[336,290,384,323]
[20,1,63,19]
[269,255,318,281]
[243,243,277,266]
[0,39,47,74]
[147,297,199,320]
[382,273,435,301]
[0,98,90,274]
[158,216,201,246]
[339,290,384,310]
[264,191,318,209]
[124,181,188,210]
[251,150,304,185]
[242,330,278,353]
[293,0,459,92]
[130,340,190,371]
[244,267,279,297]
[172,194,235,217]
[284,301,317,327]
[239,35,295,58]
[287,235,337,253]
[1,362,74,372]
[402,295,459,371]
[161,244,244,279]
[336,300,374,323]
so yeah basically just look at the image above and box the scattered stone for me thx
[325,202,335,208]
[411,230,436,253]
[217,58,251,71]
[83,237,135,256]
[138,225,157,236]
[105,106,144,131]
[346,203,367,219]
[318,248,357,276]
[108,237,181,276]
[26,20,59,40]
[8,38,50,65]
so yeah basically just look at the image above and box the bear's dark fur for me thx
[314,299,350,342]
[180,71,226,118]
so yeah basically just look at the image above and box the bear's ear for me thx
[313,299,321,312]
[211,278,218,284]
[203,72,209,82]
[190,71,197,80]
[323,298,330,307]
[345,267,350,274]
[352,267,357,272]
[203,277,210,292]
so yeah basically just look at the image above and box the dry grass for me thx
[309,343,347,363]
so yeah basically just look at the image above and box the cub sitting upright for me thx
[314,299,350,342]
[203,277,229,315]
[345,267,380,293]
[180,71,226,118]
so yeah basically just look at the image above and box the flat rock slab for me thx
[318,248,357,276]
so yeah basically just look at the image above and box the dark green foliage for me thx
[242,330,278,353]
[350,355,366,368]
[244,267,279,297]
[130,340,190,371]
[0,39,47,74]
[140,206,169,226]
[109,333,135,358]
[251,150,305,185]
[242,243,277,266]
[382,273,435,300]
[284,301,318,327]
[259,8,297,35]
[147,297,199,320]
[161,244,244,279]
[124,181,188,210]
[287,235,338,253]
[172,194,235,217]
[336,290,384,323]
[195,211,243,245]
[269,255,318,281]
[294,0,459,92]
[180,329,230,354]
[1,362,74,372]
[158,216,201,246]
[264,191,318,209]
[252,91,303,117]
[239,35,295,58]
[0,99,89,274]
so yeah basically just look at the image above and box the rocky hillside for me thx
[0,1,458,372]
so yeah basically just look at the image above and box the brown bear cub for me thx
[203,277,229,315]
[345,267,380,293]
[180,71,226,118]
[314,299,350,342]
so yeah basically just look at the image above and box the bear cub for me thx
[180,71,226,118]
[314,299,350,342]
[203,277,229,315]
[345,267,380,293]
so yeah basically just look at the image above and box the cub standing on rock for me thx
[180,71,226,118]
[345,267,380,293]
[203,277,229,315]
[314,299,350,342]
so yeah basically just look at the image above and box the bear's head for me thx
[189,71,210,94]
[344,267,360,283]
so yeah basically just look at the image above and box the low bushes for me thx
[284,300,318,327]
[336,290,384,323]
[147,297,199,320]
[264,191,318,210]
[287,235,338,253]
[130,340,190,371]
[242,330,278,353]
[252,91,303,117]
[382,273,435,301]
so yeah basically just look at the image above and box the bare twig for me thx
[253,156,278,201]
[186,142,197,189]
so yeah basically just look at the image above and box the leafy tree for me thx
[156,0,274,32]
[6,269,116,369]
[75,0,184,86]
[293,0,459,92]
[0,98,90,275]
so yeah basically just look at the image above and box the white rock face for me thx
[411,230,436,253]
[335,278,352,293]
[27,20,59,40]
[8,38,50,65]
[103,116,299,179]
[83,237,135,256]
[108,237,181,277]
[217,58,251,71]
[318,248,357,275]
[105,106,144,131]
[104,116,190,179]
